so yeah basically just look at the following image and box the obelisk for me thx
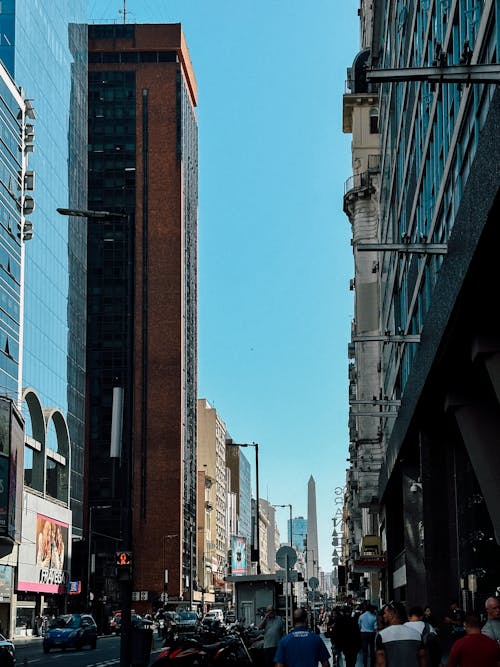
[306,475,319,582]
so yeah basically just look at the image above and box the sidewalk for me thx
[10,634,42,646]
[321,633,363,667]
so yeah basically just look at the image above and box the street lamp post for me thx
[57,207,133,667]
[226,441,261,574]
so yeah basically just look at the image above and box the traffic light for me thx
[116,551,133,567]
[115,551,133,580]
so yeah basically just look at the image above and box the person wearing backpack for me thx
[405,605,442,667]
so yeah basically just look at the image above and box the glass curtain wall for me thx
[0,1,88,534]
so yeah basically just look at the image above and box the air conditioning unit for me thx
[23,220,34,241]
[24,171,35,191]
[24,124,35,143]
[23,196,35,215]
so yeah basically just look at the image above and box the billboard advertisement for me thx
[231,535,247,575]
[18,514,69,593]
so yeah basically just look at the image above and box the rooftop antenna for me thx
[119,0,126,24]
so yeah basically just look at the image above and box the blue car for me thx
[43,613,97,653]
[0,632,15,666]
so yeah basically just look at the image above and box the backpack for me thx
[421,623,442,666]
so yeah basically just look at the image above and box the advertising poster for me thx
[0,565,13,600]
[17,515,69,593]
[231,535,247,575]
[36,515,67,572]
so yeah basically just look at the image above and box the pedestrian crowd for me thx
[320,596,500,667]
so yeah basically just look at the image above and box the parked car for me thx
[109,611,121,634]
[0,633,15,666]
[203,609,224,625]
[43,613,97,653]
[176,610,199,632]
[109,611,153,634]
[225,610,237,624]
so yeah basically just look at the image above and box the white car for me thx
[203,609,224,624]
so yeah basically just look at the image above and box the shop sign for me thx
[0,565,13,600]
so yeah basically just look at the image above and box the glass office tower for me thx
[0,2,87,536]
[290,516,308,552]
[0,69,26,401]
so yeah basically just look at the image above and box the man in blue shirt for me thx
[274,607,330,667]
[359,603,378,667]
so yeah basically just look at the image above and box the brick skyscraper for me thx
[86,23,198,611]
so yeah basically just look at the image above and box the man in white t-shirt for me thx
[375,602,426,667]
[405,605,441,666]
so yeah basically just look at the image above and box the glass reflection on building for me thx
[0,1,87,535]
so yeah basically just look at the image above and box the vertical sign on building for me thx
[9,405,23,542]
[0,399,10,532]
[231,535,247,575]
[0,398,23,541]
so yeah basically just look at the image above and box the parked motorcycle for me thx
[237,624,265,667]
[152,627,253,665]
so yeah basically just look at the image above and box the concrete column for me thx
[402,467,426,605]
[472,336,500,404]
[445,392,500,544]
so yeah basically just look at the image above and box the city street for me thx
[14,632,363,667]
[14,634,165,667]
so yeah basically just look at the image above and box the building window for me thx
[370,107,379,134]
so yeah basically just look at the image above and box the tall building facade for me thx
[0,0,87,633]
[259,499,278,573]
[196,467,216,609]
[343,0,500,609]
[225,442,252,544]
[290,516,308,552]
[87,23,198,610]
[342,18,383,603]
[197,399,227,592]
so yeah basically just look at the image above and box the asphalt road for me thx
[15,632,362,667]
[14,633,165,667]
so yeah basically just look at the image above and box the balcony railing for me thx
[344,171,371,196]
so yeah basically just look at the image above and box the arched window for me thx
[370,107,379,134]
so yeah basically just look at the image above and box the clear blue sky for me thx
[88,0,359,572]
